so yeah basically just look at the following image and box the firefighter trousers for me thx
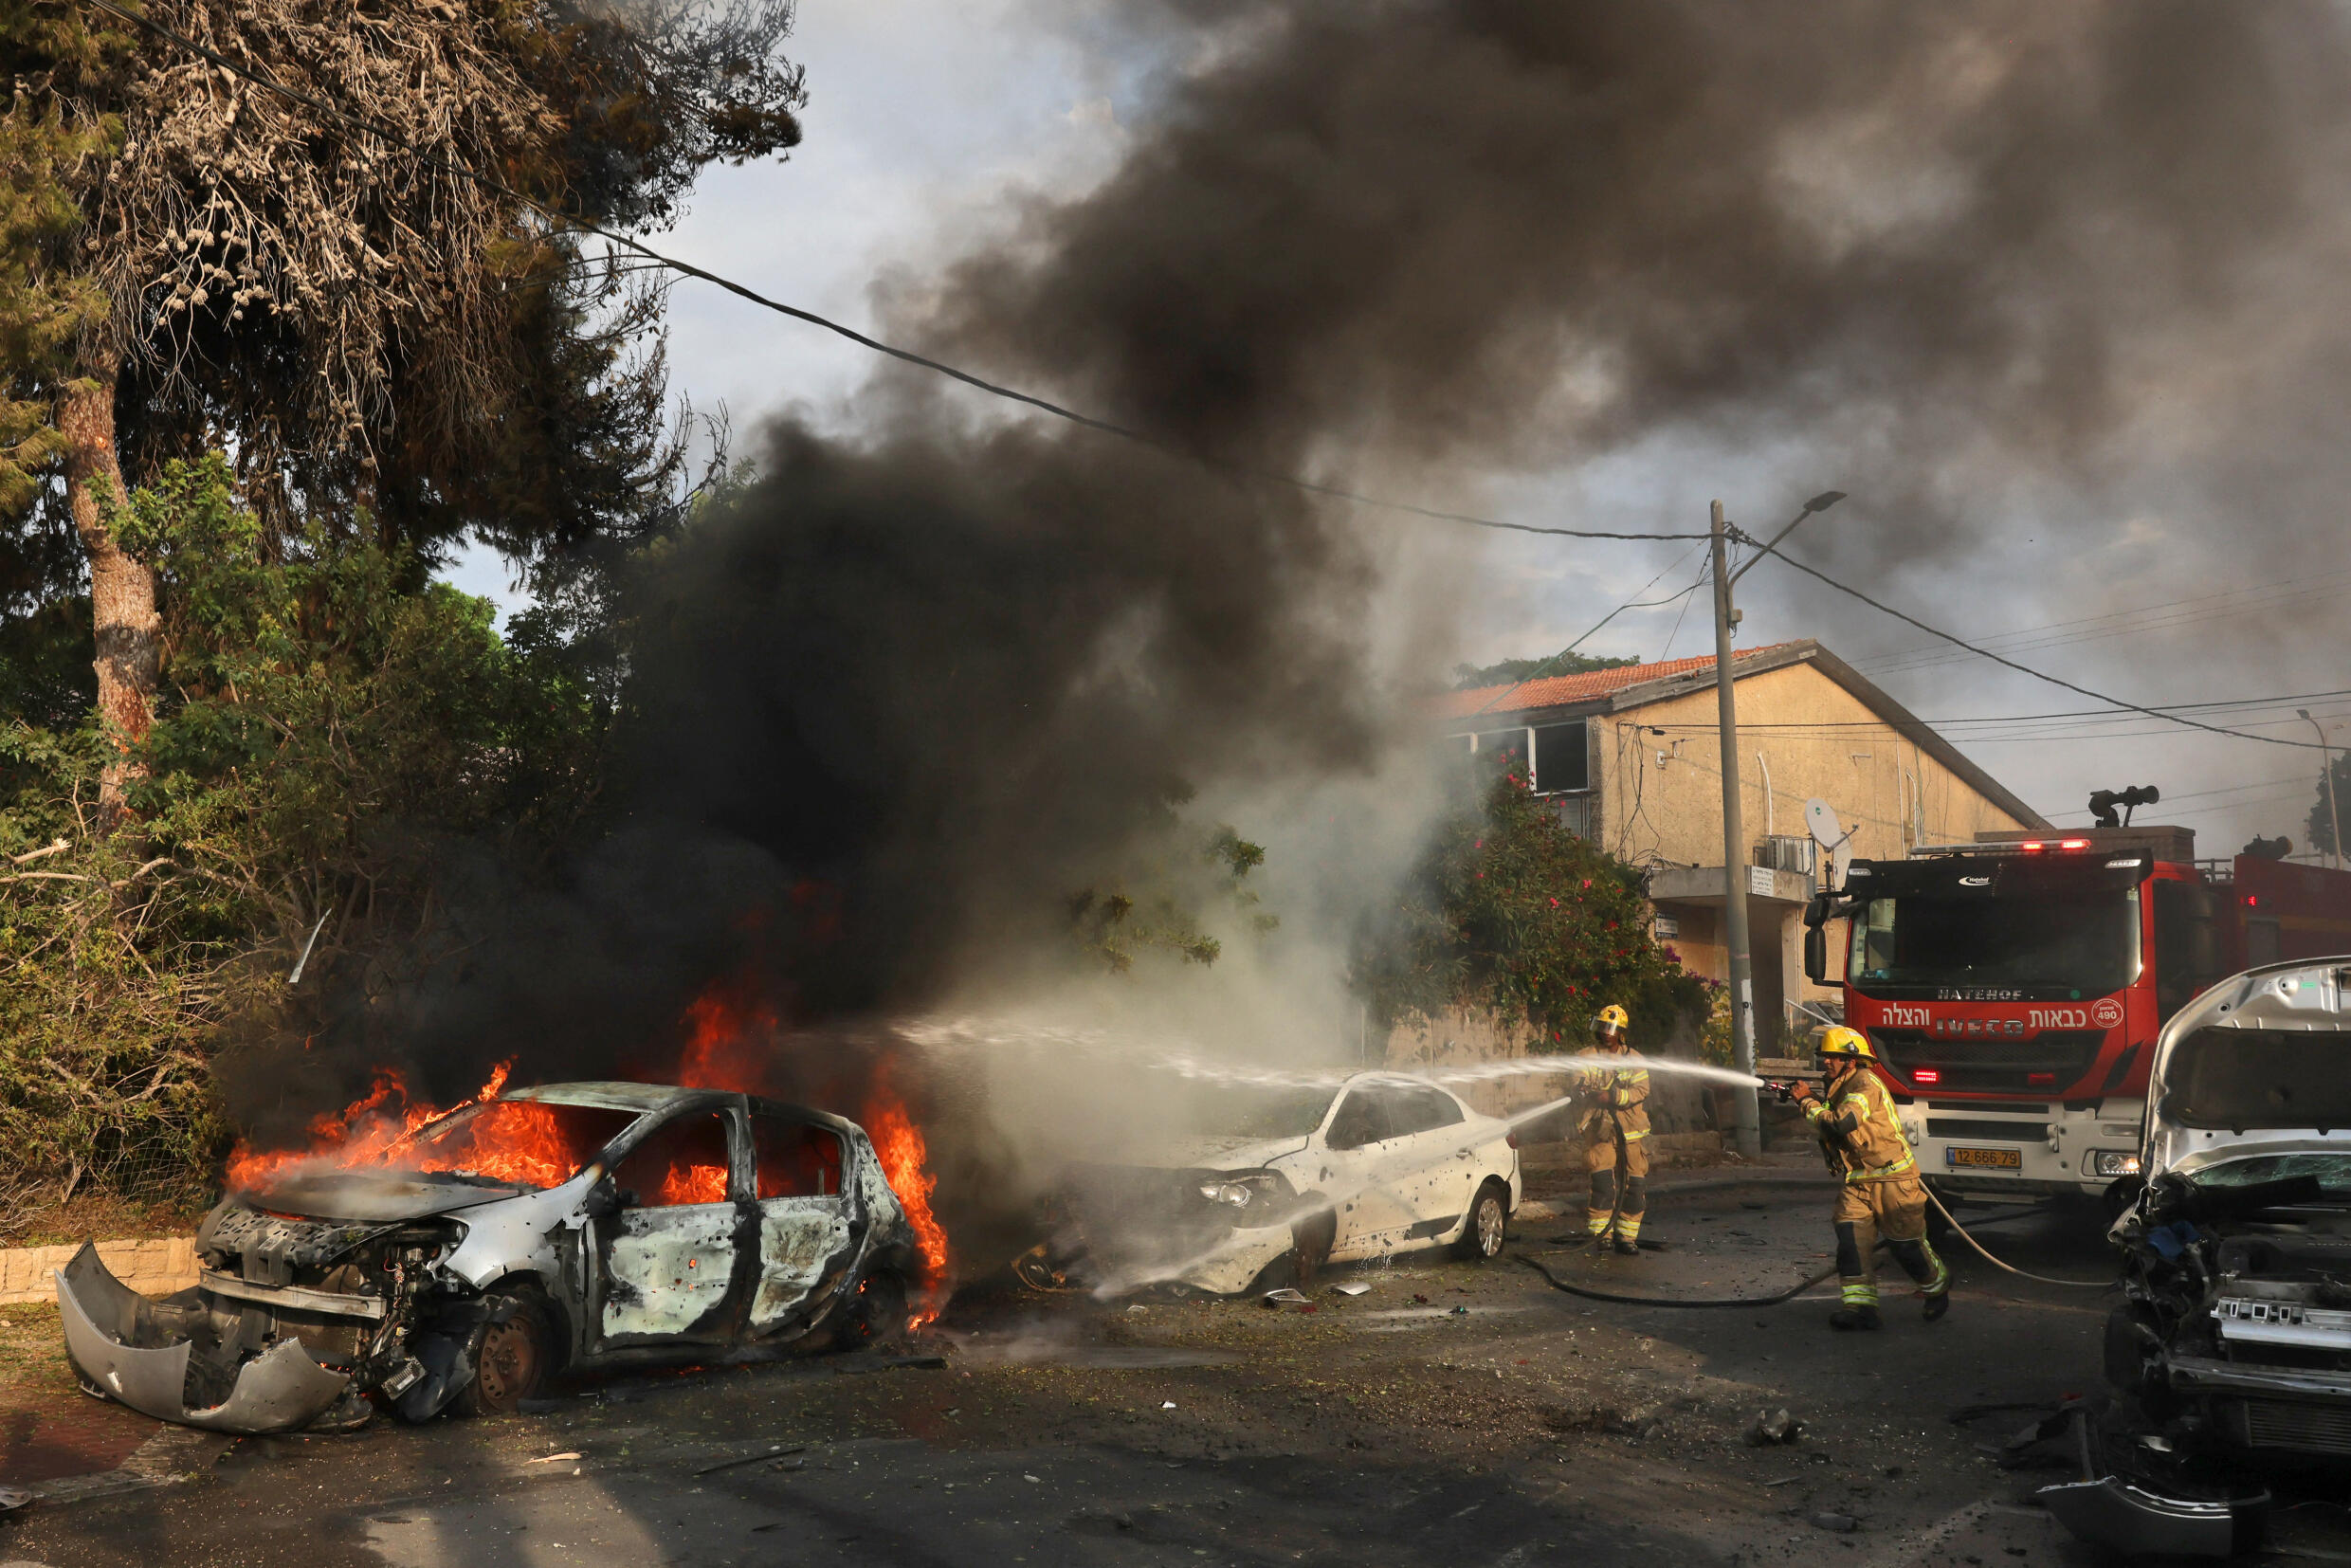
[1585,1119,1649,1242]
[1832,1175,1949,1308]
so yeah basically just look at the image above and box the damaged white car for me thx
[2105,957,2351,1462]
[1025,1072,1522,1295]
[59,1084,920,1434]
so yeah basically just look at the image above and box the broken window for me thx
[1326,1090,1394,1150]
[1381,1085,1465,1137]
[752,1114,845,1199]
[395,1102,637,1191]
[614,1112,734,1208]
[1533,721,1588,793]
[2160,1028,2351,1132]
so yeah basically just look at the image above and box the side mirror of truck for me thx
[1804,922,1829,985]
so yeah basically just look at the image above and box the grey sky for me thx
[447,1,2347,859]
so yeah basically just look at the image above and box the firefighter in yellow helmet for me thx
[1574,1003,1649,1255]
[1787,1026,1950,1329]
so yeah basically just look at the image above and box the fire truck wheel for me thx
[454,1286,554,1417]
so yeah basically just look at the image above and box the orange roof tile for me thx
[1434,644,1798,721]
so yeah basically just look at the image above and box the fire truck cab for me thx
[1804,826,2351,1208]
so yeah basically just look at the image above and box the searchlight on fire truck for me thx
[1802,800,2351,1213]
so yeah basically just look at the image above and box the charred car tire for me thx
[1455,1180,1511,1262]
[452,1286,555,1418]
[834,1269,909,1350]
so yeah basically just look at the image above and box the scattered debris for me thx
[527,1451,584,1465]
[840,1354,949,1375]
[1261,1288,1309,1306]
[1161,1401,1176,1410]
[1331,1283,1371,1298]
[1809,1513,1858,1533]
[1746,1409,1802,1446]
[0,1486,31,1511]
[694,1445,808,1477]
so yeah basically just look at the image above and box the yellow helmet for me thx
[1814,1025,1874,1061]
[1594,1004,1631,1042]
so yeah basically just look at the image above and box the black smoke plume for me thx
[229,2,2351,1164]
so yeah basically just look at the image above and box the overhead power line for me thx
[1741,539,2324,751]
[88,0,1706,547]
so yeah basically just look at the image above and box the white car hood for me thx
[1155,1132,1311,1169]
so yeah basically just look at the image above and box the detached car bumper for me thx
[57,1244,353,1435]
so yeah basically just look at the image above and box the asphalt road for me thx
[8,1169,2346,1567]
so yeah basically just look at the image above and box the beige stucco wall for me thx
[1586,659,2038,1044]
[1595,661,2031,870]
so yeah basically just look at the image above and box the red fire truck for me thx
[1802,824,2351,1208]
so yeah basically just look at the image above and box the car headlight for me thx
[1197,1180,1254,1208]
[2090,1150,2141,1178]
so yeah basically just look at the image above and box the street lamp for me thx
[1710,489,1844,1160]
[2300,708,2342,870]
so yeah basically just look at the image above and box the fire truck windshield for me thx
[1849,885,2141,995]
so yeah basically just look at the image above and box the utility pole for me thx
[2302,709,2342,870]
[1709,500,1761,1160]
[1711,489,1843,1163]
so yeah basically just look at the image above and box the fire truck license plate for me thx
[1945,1146,2022,1169]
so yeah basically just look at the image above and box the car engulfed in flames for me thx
[60,1081,927,1434]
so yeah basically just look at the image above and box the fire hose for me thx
[1521,1187,2113,1306]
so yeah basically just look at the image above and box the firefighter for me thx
[1574,1003,1649,1255]
[1788,1026,1951,1329]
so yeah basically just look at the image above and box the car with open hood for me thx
[1022,1071,1522,1295]
[2105,957,2351,1462]
[58,1084,920,1434]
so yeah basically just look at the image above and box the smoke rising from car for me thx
[231,2,2351,1257]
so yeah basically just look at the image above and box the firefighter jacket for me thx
[1804,1063,1916,1182]
[1573,1047,1650,1140]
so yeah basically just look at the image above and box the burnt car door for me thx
[585,1104,753,1352]
[746,1109,854,1338]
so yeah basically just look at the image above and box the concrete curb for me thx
[0,1238,199,1305]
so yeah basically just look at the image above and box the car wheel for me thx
[834,1269,908,1349]
[1454,1180,1510,1262]
[453,1286,554,1417]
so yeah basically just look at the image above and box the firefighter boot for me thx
[1828,1304,1883,1331]
[1613,1235,1640,1256]
[1923,1290,1950,1322]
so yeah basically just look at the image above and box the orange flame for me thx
[225,1060,519,1191]
[674,975,779,1094]
[863,1067,950,1328]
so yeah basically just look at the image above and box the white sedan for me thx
[1035,1072,1523,1295]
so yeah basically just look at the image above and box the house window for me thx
[1533,721,1588,793]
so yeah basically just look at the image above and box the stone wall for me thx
[0,1238,198,1305]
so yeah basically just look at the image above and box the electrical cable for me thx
[86,0,1708,549]
[1742,539,2324,751]
[1452,547,1706,724]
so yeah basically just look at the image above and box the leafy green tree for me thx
[2307,752,2350,858]
[0,0,805,813]
[0,454,611,1199]
[1354,768,1707,1051]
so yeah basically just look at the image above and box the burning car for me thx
[2105,957,2351,1461]
[1025,1071,1522,1295]
[59,1083,921,1434]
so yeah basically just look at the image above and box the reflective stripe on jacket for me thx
[1803,1064,1914,1182]
[1573,1047,1651,1140]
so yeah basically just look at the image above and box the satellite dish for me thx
[1806,798,1856,888]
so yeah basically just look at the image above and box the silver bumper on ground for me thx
[56,1243,352,1435]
